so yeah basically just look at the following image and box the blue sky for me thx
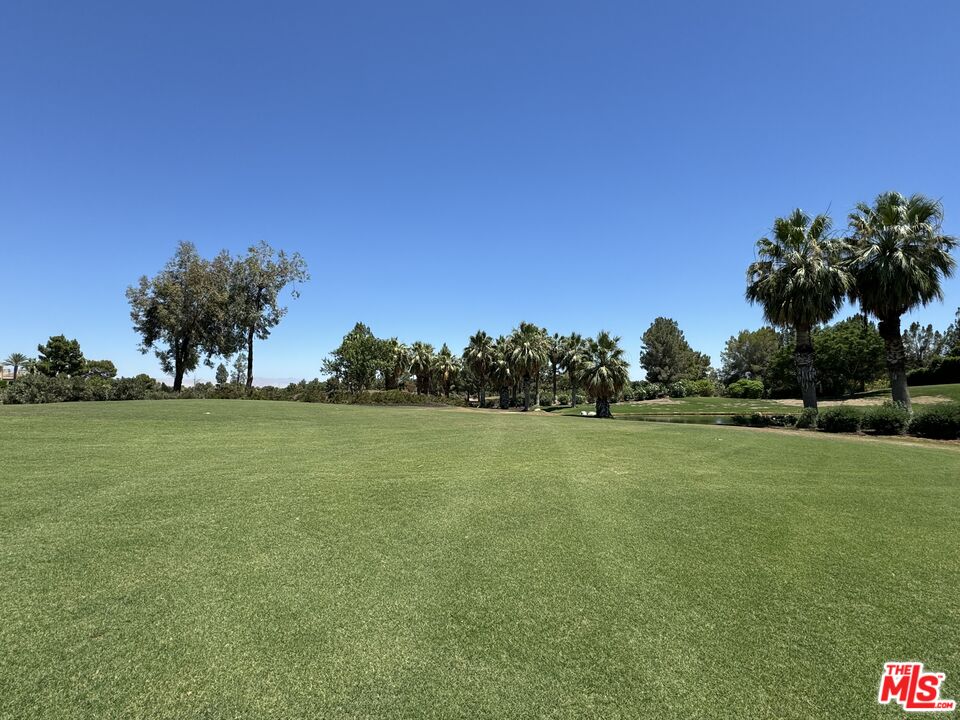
[2,1,959,384]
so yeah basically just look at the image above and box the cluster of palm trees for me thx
[747,191,956,411]
[383,323,630,417]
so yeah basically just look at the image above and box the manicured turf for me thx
[560,396,788,415]
[2,401,958,718]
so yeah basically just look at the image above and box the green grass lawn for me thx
[2,401,958,718]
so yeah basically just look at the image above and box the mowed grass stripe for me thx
[1,400,958,719]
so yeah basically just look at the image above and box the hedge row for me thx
[732,402,960,439]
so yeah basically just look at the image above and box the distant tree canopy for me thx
[720,327,780,384]
[37,335,85,377]
[83,359,118,379]
[322,322,388,393]
[639,317,710,384]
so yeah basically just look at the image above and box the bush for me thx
[726,379,764,399]
[862,402,910,435]
[667,381,687,398]
[686,379,716,397]
[907,356,960,386]
[818,406,862,433]
[795,407,818,429]
[731,413,751,426]
[908,404,960,439]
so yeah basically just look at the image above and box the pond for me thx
[616,414,736,426]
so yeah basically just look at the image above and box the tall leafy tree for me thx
[433,343,459,397]
[846,192,957,409]
[409,341,435,395]
[321,322,386,392]
[3,352,28,381]
[508,321,548,411]
[720,327,780,384]
[463,330,495,407]
[546,333,565,405]
[231,241,309,389]
[215,363,229,386]
[813,316,885,395]
[36,335,85,377]
[580,331,630,418]
[561,333,587,406]
[489,336,515,409]
[901,322,945,371]
[127,242,236,391]
[746,209,850,409]
[383,338,411,390]
[83,360,118,379]
[639,318,706,384]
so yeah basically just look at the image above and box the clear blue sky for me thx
[3,1,959,384]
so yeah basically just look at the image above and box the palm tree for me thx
[579,331,630,418]
[489,336,514,409]
[546,333,565,405]
[561,333,587,406]
[409,341,435,395]
[508,321,549,411]
[746,209,851,409]
[463,330,495,407]
[846,192,957,410]
[432,344,459,397]
[384,338,411,390]
[3,353,28,382]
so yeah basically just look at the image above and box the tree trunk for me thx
[12,365,18,381]
[534,374,541,407]
[596,397,611,418]
[879,315,911,411]
[245,326,255,390]
[523,377,531,411]
[794,326,817,410]
[569,371,577,406]
[511,382,517,407]
[479,383,485,408]
[499,386,510,409]
[552,366,558,405]
[173,363,185,392]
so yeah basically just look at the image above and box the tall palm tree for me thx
[846,192,957,410]
[746,209,851,409]
[561,333,587,406]
[463,330,495,407]
[579,331,630,418]
[384,338,411,390]
[546,333,565,405]
[508,321,549,411]
[3,353,28,382]
[432,343,459,398]
[489,336,514,409]
[409,341,435,395]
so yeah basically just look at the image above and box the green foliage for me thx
[83,359,118,379]
[322,322,388,393]
[640,317,710,384]
[817,406,862,433]
[685,379,716,397]
[578,331,630,416]
[795,407,819,428]
[812,316,884,396]
[862,402,910,435]
[666,381,687,398]
[720,327,779,384]
[215,363,229,386]
[2,352,29,381]
[726,379,764,399]
[908,356,960,386]
[36,335,85,377]
[907,404,960,439]
[902,321,947,370]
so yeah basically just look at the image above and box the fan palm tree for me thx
[561,333,587,406]
[508,321,549,411]
[409,341,435,395]
[432,343,459,398]
[487,336,513,409]
[746,209,851,409]
[463,330,495,407]
[3,352,28,381]
[384,338,411,390]
[579,331,630,418]
[546,333,565,405]
[846,192,957,410]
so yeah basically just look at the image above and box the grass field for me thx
[2,401,959,718]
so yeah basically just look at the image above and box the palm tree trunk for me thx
[511,382,517,407]
[12,365,18,382]
[552,366,558,405]
[534,374,540,407]
[479,384,485,408]
[879,316,911,411]
[794,326,817,410]
[499,386,510,409]
[569,370,577,406]
[245,326,255,390]
[523,377,531,411]
[596,397,611,418]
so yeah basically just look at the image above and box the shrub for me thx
[795,407,818,429]
[818,406,862,433]
[686,379,716,397]
[667,381,687,398]
[726,379,764,399]
[908,404,960,439]
[748,412,771,427]
[557,394,569,405]
[862,402,910,435]
[731,413,751,426]
[907,356,960,386]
